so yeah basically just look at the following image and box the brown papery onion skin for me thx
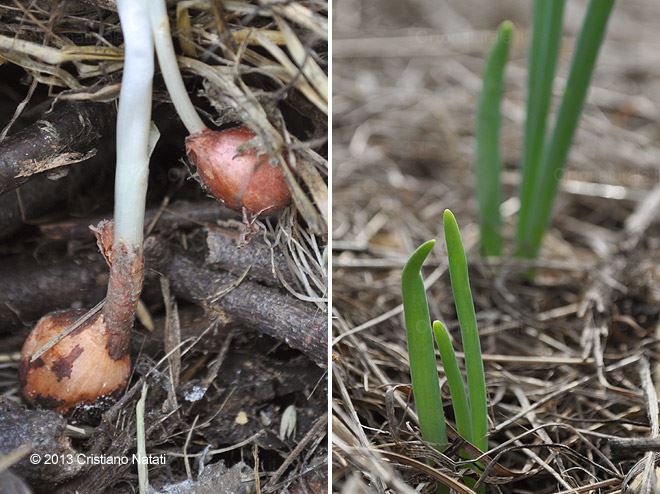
[186,127,291,215]
[19,310,130,414]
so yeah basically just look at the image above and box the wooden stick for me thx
[610,437,660,454]
[145,238,327,365]
[0,102,114,195]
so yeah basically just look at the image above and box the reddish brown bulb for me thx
[186,127,291,215]
[19,310,130,414]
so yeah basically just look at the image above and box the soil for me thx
[0,2,327,493]
[332,0,659,492]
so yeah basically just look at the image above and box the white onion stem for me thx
[149,0,206,135]
[114,0,155,248]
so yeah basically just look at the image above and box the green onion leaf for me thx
[433,320,472,444]
[402,239,447,448]
[443,210,488,452]
[475,20,513,257]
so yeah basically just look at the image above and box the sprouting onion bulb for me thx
[186,127,291,215]
[19,0,154,413]
[148,0,291,215]
[20,311,130,414]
